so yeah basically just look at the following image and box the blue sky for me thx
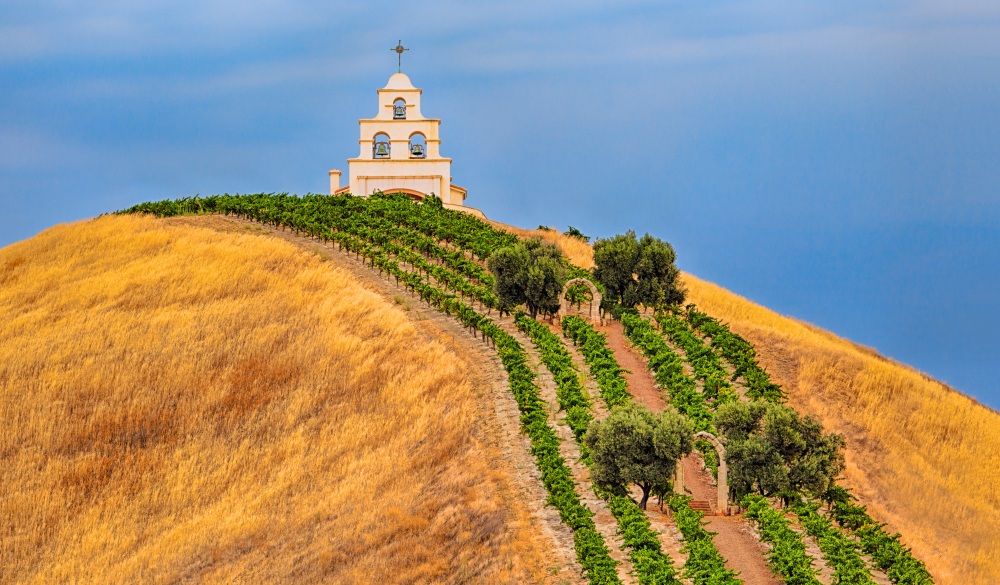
[2,2,998,407]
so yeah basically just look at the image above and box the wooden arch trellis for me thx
[559,278,602,323]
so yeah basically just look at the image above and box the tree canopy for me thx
[584,403,694,509]
[486,237,567,318]
[715,400,845,501]
[592,231,684,310]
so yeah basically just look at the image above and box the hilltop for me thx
[2,196,997,584]
[0,215,567,583]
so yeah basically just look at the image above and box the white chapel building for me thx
[328,72,468,207]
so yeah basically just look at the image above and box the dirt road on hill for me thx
[601,319,781,585]
[598,321,666,411]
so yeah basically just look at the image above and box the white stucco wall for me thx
[334,73,465,206]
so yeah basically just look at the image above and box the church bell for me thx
[393,105,406,119]
[410,144,424,158]
[374,142,389,158]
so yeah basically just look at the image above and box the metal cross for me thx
[391,40,409,73]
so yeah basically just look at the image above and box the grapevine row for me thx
[742,495,821,585]
[829,499,933,584]
[792,502,876,585]
[561,316,630,408]
[514,313,594,449]
[684,306,783,402]
[668,495,742,584]
[655,311,736,405]
[681,306,931,583]
[617,310,714,433]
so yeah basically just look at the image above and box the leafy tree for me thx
[486,238,567,318]
[716,400,845,501]
[564,226,590,242]
[564,281,593,309]
[593,231,684,310]
[584,403,694,509]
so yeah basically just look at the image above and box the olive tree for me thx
[584,403,694,509]
[487,237,567,318]
[593,230,684,310]
[715,400,845,502]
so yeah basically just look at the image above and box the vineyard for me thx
[119,192,935,585]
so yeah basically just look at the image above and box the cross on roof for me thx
[391,40,409,73]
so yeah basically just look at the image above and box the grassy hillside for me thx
[0,215,556,584]
[533,228,998,583]
[683,274,1000,584]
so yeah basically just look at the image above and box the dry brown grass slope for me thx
[536,233,999,584]
[0,214,558,584]
[683,274,1000,585]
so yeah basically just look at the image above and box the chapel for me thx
[328,69,467,207]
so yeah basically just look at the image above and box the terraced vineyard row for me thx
[616,309,830,583]
[518,314,686,585]
[562,315,738,585]
[678,306,933,585]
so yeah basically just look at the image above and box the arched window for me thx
[393,99,406,119]
[373,132,390,159]
[409,132,426,158]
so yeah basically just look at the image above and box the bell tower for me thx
[329,67,467,206]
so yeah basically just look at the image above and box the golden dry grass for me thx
[0,214,558,584]
[487,221,596,270]
[682,273,1000,585]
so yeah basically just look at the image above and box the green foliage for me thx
[515,313,594,450]
[829,500,934,584]
[656,311,736,406]
[561,315,631,408]
[593,231,684,310]
[558,315,680,583]
[488,238,568,318]
[742,495,821,585]
[565,225,591,242]
[607,495,680,584]
[685,305,784,402]
[565,281,594,309]
[584,403,693,509]
[618,310,714,432]
[791,502,876,585]
[667,495,742,584]
[716,401,845,500]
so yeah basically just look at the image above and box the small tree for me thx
[584,403,694,509]
[593,230,684,310]
[487,238,567,318]
[715,400,845,502]
[564,226,590,242]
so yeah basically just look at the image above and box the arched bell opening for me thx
[408,132,427,159]
[392,99,407,119]
[372,132,391,159]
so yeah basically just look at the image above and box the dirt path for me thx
[176,215,586,584]
[598,314,780,585]
[597,321,666,411]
